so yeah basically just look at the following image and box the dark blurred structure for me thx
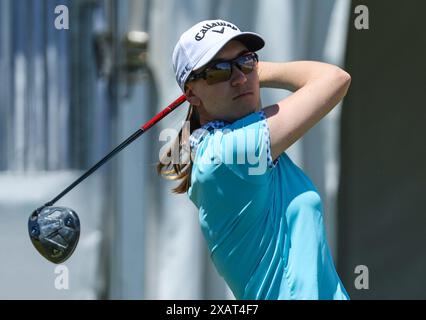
[338,0,426,299]
[0,0,111,172]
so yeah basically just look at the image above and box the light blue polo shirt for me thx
[188,110,349,300]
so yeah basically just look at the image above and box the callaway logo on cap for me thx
[173,19,265,91]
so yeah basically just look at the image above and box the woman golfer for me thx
[158,19,351,300]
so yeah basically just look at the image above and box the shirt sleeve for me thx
[204,110,276,184]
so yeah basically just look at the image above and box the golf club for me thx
[28,94,187,264]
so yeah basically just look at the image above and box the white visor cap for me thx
[172,19,265,91]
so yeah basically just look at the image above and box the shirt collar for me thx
[189,120,230,154]
[200,120,229,131]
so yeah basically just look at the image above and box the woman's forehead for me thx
[213,40,248,60]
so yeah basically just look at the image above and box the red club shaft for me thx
[42,95,187,209]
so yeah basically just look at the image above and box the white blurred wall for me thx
[0,172,104,299]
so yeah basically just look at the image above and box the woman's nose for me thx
[230,65,248,86]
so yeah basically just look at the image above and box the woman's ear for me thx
[185,85,202,107]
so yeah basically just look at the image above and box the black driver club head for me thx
[25,96,186,264]
[28,206,80,264]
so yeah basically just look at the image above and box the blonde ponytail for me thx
[157,104,201,194]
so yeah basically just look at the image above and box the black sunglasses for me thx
[187,52,258,85]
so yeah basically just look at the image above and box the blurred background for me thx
[0,0,425,299]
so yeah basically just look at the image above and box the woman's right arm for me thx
[258,61,351,160]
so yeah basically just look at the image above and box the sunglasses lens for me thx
[238,63,254,74]
[237,54,257,74]
[205,62,232,85]
[202,53,258,85]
